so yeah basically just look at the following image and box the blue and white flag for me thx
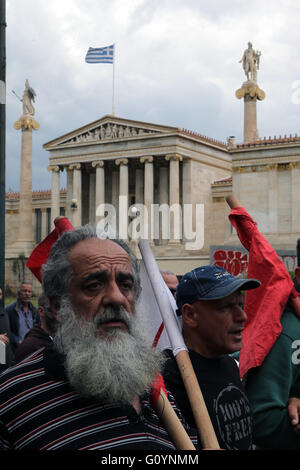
[85,44,114,64]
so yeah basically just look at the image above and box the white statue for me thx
[239,42,261,82]
[22,79,36,116]
[100,126,106,140]
[105,123,112,138]
[111,124,118,138]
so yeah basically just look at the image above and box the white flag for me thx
[138,240,187,356]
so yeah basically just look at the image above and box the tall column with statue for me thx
[13,80,40,255]
[236,42,265,144]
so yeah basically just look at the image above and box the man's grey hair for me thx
[19,280,33,288]
[38,292,49,309]
[42,225,141,300]
[17,280,33,297]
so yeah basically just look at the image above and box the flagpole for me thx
[112,43,116,115]
[138,239,220,450]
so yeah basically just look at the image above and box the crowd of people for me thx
[0,222,299,451]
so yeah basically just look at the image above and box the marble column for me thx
[140,156,154,240]
[92,160,105,223]
[12,80,40,255]
[48,165,60,226]
[165,153,183,243]
[89,172,96,224]
[70,163,82,227]
[135,168,144,205]
[115,158,129,239]
[244,95,259,143]
[66,166,74,221]
[159,166,169,243]
[291,162,300,233]
[17,127,35,244]
[182,158,193,243]
[235,81,265,144]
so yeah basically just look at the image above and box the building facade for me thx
[43,114,231,274]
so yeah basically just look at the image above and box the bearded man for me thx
[0,225,196,450]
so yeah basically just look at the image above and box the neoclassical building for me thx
[43,114,231,274]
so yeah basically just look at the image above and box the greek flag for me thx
[85,45,114,64]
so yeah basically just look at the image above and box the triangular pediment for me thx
[43,115,179,149]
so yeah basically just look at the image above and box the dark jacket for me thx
[0,307,14,366]
[13,325,52,364]
[5,301,40,351]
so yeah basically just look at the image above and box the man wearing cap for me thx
[162,265,260,450]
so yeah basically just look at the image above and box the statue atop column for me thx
[22,79,36,116]
[235,42,265,144]
[236,42,265,101]
[14,79,39,130]
[239,42,261,82]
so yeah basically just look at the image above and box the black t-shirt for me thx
[162,349,253,450]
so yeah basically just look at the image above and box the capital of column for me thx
[47,165,60,173]
[290,162,300,170]
[115,158,128,166]
[69,163,81,171]
[235,81,265,101]
[165,153,183,162]
[140,156,153,164]
[14,115,40,131]
[92,160,105,169]
[265,163,278,171]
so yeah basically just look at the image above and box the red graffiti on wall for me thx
[213,249,248,276]
[213,249,296,276]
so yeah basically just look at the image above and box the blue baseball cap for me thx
[176,265,260,312]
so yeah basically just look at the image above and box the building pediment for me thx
[43,115,178,150]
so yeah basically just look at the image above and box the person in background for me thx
[12,292,56,364]
[160,269,179,299]
[5,280,40,352]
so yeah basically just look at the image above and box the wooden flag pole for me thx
[226,194,241,209]
[138,239,220,449]
[154,391,196,450]
[175,350,220,449]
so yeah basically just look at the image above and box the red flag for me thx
[150,373,168,407]
[26,217,74,283]
[229,206,300,378]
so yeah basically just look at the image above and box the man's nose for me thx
[102,281,126,308]
[234,305,247,322]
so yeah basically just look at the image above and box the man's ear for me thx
[49,297,60,316]
[37,306,44,318]
[295,267,300,285]
[181,303,198,327]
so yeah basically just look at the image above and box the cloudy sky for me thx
[5,0,300,191]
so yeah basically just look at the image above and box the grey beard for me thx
[53,297,165,405]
